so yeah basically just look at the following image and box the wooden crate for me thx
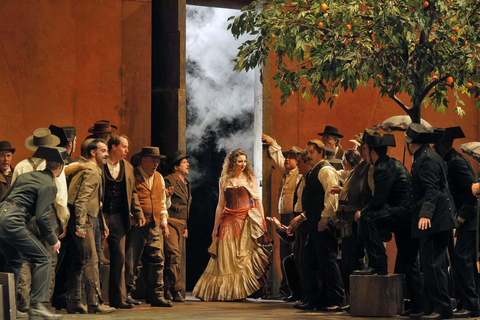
[350,274,404,317]
[0,273,15,320]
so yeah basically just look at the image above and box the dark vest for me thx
[104,161,128,215]
[302,160,331,228]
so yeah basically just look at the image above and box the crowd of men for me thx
[264,124,480,320]
[0,120,192,319]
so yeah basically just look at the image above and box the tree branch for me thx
[418,75,448,102]
[392,95,410,113]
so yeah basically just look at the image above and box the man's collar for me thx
[138,166,153,179]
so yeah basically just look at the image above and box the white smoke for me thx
[186,5,255,158]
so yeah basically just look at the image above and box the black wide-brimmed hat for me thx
[363,128,396,147]
[166,151,190,171]
[434,126,465,142]
[88,120,117,134]
[404,123,439,144]
[32,146,68,164]
[318,125,344,138]
[49,125,76,146]
[282,146,303,157]
[325,148,342,164]
[0,141,15,154]
[25,128,61,151]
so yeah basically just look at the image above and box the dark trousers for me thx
[340,231,365,297]
[104,212,127,305]
[452,229,479,312]
[0,233,52,305]
[164,218,186,293]
[419,231,453,317]
[307,225,345,307]
[360,208,424,312]
[279,213,294,295]
[126,222,165,299]
[294,221,309,290]
[282,254,302,299]
[19,212,59,310]
[67,215,102,306]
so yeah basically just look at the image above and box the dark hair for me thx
[46,160,63,171]
[298,150,309,162]
[108,134,129,151]
[370,145,388,157]
[344,149,361,169]
[87,139,107,159]
[80,138,95,158]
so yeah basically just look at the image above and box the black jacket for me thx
[410,145,456,238]
[361,155,412,223]
[444,148,477,231]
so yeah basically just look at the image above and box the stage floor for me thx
[50,294,410,320]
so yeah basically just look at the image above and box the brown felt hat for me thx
[88,120,118,134]
[0,141,15,153]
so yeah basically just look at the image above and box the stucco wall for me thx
[0,0,151,165]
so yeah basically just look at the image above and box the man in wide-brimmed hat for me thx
[0,146,67,320]
[49,125,77,164]
[0,141,16,198]
[433,126,479,318]
[87,120,117,143]
[405,123,456,320]
[261,133,302,299]
[353,129,424,316]
[102,134,144,309]
[163,150,191,302]
[126,147,174,308]
[318,125,344,170]
[13,128,70,313]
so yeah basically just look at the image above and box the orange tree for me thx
[228,0,480,123]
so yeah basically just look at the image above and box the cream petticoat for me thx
[192,207,271,301]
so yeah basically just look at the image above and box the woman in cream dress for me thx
[193,148,271,301]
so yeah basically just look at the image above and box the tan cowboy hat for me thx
[25,128,61,151]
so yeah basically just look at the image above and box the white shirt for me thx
[107,158,121,179]
[293,177,305,213]
[138,166,155,190]
[12,157,70,227]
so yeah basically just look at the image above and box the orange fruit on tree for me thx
[271,35,276,40]
[454,27,460,33]
[446,76,454,84]
[467,83,473,89]
[321,3,328,11]
[423,1,429,7]
[290,91,294,96]
[347,24,352,30]
[318,22,324,28]
[333,94,339,100]
[473,53,477,58]
[451,36,456,41]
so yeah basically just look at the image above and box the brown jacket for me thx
[103,159,144,231]
[164,173,192,222]
[0,167,13,199]
[68,165,103,233]
[134,167,168,226]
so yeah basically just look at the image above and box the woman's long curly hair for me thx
[220,148,254,185]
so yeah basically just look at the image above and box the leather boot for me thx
[66,300,87,314]
[173,291,185,302]
[165,290,173,301]
[127,294,141,305]
[29,302,63,320]
[151,296,173,307]
[88,303,116,314]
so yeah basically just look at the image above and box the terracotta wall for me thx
[266,54,480,273]
[0,0,151,166]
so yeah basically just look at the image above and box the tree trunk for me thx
[408,103,421,124]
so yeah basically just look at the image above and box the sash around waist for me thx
[221,205,253,223]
